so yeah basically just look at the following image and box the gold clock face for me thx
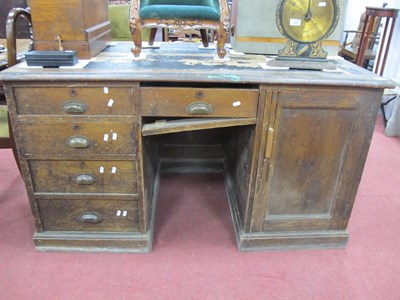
[277,0,339,43]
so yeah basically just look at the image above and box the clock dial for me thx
[278,0,338,43]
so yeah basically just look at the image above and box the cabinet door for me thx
[251,87,380,232]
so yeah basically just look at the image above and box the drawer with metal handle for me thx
[29,160,139,194]
[36,199,140,232]
[140,87,259,117]
[12,86,137,115]
[18,120,138,156]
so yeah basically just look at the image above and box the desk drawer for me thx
[13,86,136,115]
[19,121,138,155]
[37,199,140,232]
[30,160,139,194]
[140,87,259,117]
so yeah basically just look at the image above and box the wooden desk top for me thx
[0,42,393,89]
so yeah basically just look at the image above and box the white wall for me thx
[343,0,400,78]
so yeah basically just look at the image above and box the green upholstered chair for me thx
[129,0,230,58]
[109,5,132,41]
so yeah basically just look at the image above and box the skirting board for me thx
[33,231,153,253]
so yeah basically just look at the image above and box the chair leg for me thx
[216,26,227,59]
[200,29,209,47]
[215,0,230,59]
[130,25,142,57]
[129,0,142,57]
[162,28,169,42]
[381,95,397,127]
[149,28,158,46]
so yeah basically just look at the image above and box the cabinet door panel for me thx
[251,88,379,233]
[267,108,355,217]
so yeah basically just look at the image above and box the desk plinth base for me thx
[234,230,348,252]
[229,200,349,251]
[225,173,349,252]
[33,231,153,253]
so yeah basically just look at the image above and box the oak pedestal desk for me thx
[0,43,392,253]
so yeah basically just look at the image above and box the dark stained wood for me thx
[0,43,392,253]
[0,0,30,39]
[142,117,256,136]
[33,231,152,253]
[355,7,399,76]
[3,78,149,252]
[13,86,136,115]
[0,43,392,89]
[18,119,138,156]
[140,87,259,117]
[6,7,32,68]
[236,86,383,250]
[29,0,111,59]
[157,129,226,161]
[36,198,140,232]
[29,160,139,194]
[223,125,257,227]
[0,138,11,148]
[265,88,359,226]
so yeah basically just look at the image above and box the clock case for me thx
[276,0,340,61]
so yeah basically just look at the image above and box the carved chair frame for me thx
[129,0,230,58]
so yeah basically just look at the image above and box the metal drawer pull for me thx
[77,212,103,224]
[62,100,87,114]
[66,136,91,148]
[72,174,96,185]
[186,101,214,115]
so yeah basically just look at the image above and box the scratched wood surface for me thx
[0,42,392,90]
[1,41,394,253]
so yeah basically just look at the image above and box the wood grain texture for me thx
[250,87,382,237]
[29,160,139,194]
[18,119,137,156]
[142,117,256,136]
[140,87,259,117]
[1,43,390,252]
[224,125,257,228]
[13,86,136,115]
[33,231,152,253]
[36,198,140,232]
[29,0,111,58]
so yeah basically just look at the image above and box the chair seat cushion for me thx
[139,0,221,20]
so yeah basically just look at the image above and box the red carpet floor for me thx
[1,119,399,299]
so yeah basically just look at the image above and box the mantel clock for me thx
[276,0,340,60]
